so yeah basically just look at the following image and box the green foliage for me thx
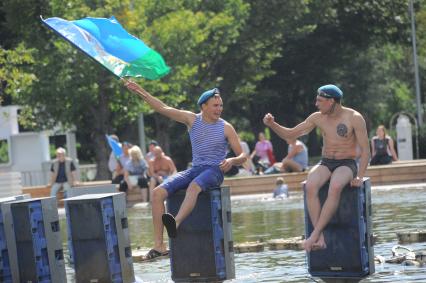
[1,0,425,172]
[0,43,36,99]
[0,139,10,163]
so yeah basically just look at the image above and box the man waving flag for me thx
[42,16,170,80]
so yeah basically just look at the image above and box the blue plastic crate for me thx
[0,208,12,283]
[167,187,231,282]
[304,179,374,278]
[66,194,128,283]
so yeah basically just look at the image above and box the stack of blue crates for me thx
[304,178,375,279]
[0,195,30,283]
[65,192,134,283]
[0,198,14,283]
[1,197,66,283]
[167,186,234,282]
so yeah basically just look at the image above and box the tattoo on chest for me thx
[336,123,348,137]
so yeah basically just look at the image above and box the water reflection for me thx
[62,186,426,282]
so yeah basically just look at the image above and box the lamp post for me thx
[409,0,423,126]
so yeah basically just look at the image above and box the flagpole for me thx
[409,0,423,126]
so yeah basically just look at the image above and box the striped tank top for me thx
[189,113,227,166]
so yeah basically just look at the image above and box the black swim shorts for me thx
[319,158,358,178]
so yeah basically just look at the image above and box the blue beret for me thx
[197,88,220,106]
[317,84,343,99]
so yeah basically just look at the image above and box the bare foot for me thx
[312,233,327,251]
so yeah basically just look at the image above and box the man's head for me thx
[316,84,343,114]
[149,140,158,152]
[197,88,221,107]
[122,142,133,155]
[56,147,66,162]
[153,146,164,158]
[197,88,223,121]
[276,177,284,185]
[317,84,343,103]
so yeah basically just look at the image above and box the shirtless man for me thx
[263,84,370,252]
[148,146,177,195]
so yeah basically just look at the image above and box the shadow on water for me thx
[60,186,426,282]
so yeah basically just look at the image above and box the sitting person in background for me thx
[146,140,158,161]
[49,147,78,198]
[148,146,177,199]
[116,142,132,190]
[108,134,121,181]
[273,177,289,199]
[265,138,308,174]
[123,145,150,202]
[250,132,274,174]
[239,139,255,175]
[370,125,398,165]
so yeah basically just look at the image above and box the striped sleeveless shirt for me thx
[189,113,227,166]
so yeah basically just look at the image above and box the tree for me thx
[1,0,251,177]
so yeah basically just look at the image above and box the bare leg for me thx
[303,165,331,251]
[140,188,148,202]
[281,159,303,172]
[175,182,202,227]
[304,166,353,252]
[149,177,157,202]
[151,186,168,252]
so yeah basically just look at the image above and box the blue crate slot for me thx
[28,201,51,282]
[65,204,75,266]
[0,208,12,283]
[210,190,225,279]
[101,198,123,283]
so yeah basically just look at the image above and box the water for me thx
[63,185,426,282]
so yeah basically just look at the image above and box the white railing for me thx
[18,164,98,187]
[0,172,23,197]
[79,164,97,182]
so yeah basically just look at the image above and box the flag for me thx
[42,16,170,80]
[106,135,122,158]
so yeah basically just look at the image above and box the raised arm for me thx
[123,80,195,127]
[352,113,370,186]
[263,113,317,141]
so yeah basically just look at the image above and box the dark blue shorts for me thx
[161,165,224,195]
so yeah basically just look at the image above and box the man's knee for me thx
[152,187,168,202]
[328,183,346,199]
[305,181,321,197]
[186,182,202,196]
